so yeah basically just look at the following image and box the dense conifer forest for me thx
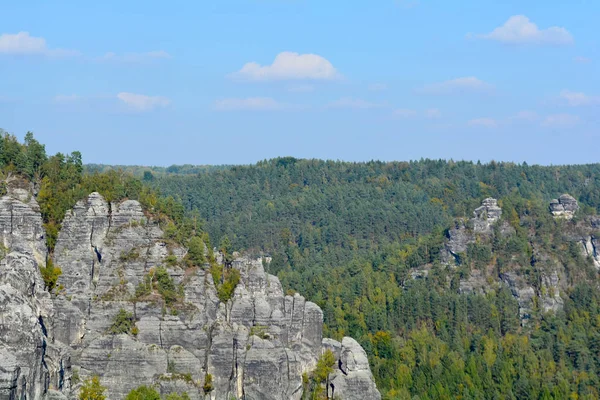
[4,130,600,398]
[149,157,600,399]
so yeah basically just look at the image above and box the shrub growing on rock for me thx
[109,309,135,334]
[124,385,161,400]
[79,376,106,400]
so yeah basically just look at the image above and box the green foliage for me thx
[203,373,214,394]
[109,309,135,334]
[39,259,62,293]
[249,325,269,339]
[185,235,206,267]
[79,376,106,400]
[303,350,336,399]
[164,393,191,400]
[135,267,183,306]
[119,249,140,262]
[0,132,204,255]
[124,385,160,400]
[314,350,335,383]
[210,264,240,302]
[72,368,80,385]
[151,159,600,398]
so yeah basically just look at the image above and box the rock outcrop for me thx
[0,190,381,399]
[472,197,502,234]
[0,183,70,399]
[550,194,579,219]
[322,338,381,400]
[443,198,505,264]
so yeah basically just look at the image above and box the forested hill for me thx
[146,158,600,246]
[145,158,600,399]
[86,163,231,177]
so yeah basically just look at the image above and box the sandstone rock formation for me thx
[550,194,579,219]
[0,183,70,399]
[0,190,381,400]
[443,198,504,264]
[472,197,502,234]
[322,338,381,400]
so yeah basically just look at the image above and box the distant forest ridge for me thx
[87,157,600,178]
[85,163,232,176]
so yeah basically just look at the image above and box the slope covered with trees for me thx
[149,158,600,399]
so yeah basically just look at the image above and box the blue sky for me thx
[0,0,598,166]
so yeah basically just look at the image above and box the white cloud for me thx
[477,15,573,45]
[512,110,539,121]
[542,113,580,127]
[368,83,388,91]
[419,77,493,95]
[0,31,78,56]
[232,51,339,81]
[214,97,285,111]
[468,118,498,128]
[393,108,417,118]
[326,97,385,110]
[99,50,171,63]
[560,90,599,107]
[574,56,591,64]
[117,92,171,111]
[425,108,442,119]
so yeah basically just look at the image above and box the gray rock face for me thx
[500,272,536,325]
[550,194,579,219]
[1,191,380,399]
[443,198,505,265]
[472,198,502,234]
[0,188,70,400]
[445,220,470,263]
[581,236,600,270]
[324,338,381,400]
[540,272,563,313]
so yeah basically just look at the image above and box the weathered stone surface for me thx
[443,220,470,264]
[501,272,536,325]
[0,191,381,400]
[550,194,579,219]
[0,190,380,399]
[472,198,502,234]
[540,271,564,313]
[582,235,600,270]
[0,191,70,400]
[459,270,487,294]
[326,338,382,400]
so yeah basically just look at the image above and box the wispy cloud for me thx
[474,15,573,45]
[368,83,388,91]
[574,56,591,64]
[511,110,539,122]
[560,90,600,107]
[99,50,171,63]
[326,97,385,110]
[468,118,498,128]
[117,92,171,111]
[0,31,79,56]
[542,113,580,127]
[214,97,286,111]
[231,51,340,81]
[286,84,315,93]
[419,77,493,95]
[425,108,442,119]
[393,109,418,118]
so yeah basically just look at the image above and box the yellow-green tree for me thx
[79,376,106,400]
